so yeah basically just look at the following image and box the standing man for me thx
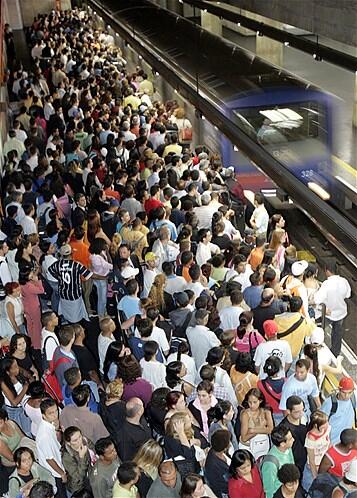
[0,240,12,300]
[89,437,120,498]
[314,260,351,356]
[48,244,92,323]
[142,252,158,298]
[250,192,269,237]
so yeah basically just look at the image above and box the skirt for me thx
[58,296,89,323]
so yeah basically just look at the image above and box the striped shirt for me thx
[48,259,92,300]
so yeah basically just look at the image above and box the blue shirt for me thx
[150,219,178,241]
[243,285,263,310]
[279,373,319,419]
[117,295,141,319]
[62,381,99,413]
[128,337,164,363]
[321,391,357,444]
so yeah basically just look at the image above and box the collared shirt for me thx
[36,419,64,477]
[186,324,220,369]
[314,274,351,321]
[113,482,138,498]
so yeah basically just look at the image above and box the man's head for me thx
[231,290,243,306]
[72,384,91,408]
[254,192,264,207]
[158,461,177,488]
[195,309,209,327]
[40,398,58,424]
[125,397,144,420]
[340,428,357,450]
[324,259,336,277]
[95,437,118,463]
[277,464,300,495]
[117,461,140,487]
[261,288,274,306]
[0,241,9,256]
[58,324,75,348]
[41,311,58,330]
[29,481,54,498]
[338,377,355,401]
[286,396,304,422]
[271,424,294,451]
[100,317,116,336]
[294,359,310,382]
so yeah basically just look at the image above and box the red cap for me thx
[263,320,278,338]
[339,377,354,391]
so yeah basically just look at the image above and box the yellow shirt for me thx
[139,79,154,96]
[123,95,141,110]
[112,481,138,498]
[275,312,314,358]
[162,143,182,158]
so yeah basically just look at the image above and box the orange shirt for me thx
[248,247,264,271]
[104,188,120,201]
[70,239,90,268]
[182,266,192,283]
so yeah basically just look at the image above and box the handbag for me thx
[180,119,193,142]
[239,433,270,460]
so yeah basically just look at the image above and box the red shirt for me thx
[228,465,265,498]
[144,197,163,215]
[326,446,357,477]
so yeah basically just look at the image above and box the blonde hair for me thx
[106,379,124,399]
[148,274,167,310]
[166,412,193,440]
[110,232,122,257]
[269,230,285,252]
[285,244,297,258]
[133,439,163,480]
[174,107,185,119]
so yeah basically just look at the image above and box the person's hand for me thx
[78,444,88,459]
[61,471,67,483]
[173,419,186,436]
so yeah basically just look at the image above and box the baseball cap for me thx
[263,320,278,338]
[310,327,324,345]
[345,458,357,482]
[110,198,120,207]
[60,244,72,257]
[291,260,308,276]
[121,266,139,280]
[144,252,157,262]
[244,228,254,236]
[339,377,354,391]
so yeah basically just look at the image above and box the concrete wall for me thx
[5,0,72,28]
[223,0,357,47]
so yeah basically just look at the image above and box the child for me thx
[302,410,331,491]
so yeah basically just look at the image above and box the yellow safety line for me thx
[332,155,357,178]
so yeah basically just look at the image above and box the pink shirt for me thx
[90,252,113,276]
[235,330,264,353]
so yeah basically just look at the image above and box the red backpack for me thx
[42,356,70,404]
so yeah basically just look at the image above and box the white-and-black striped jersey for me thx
[48,259,92,301]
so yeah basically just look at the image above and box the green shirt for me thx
[261,446,294,498]
[112,481,138,498]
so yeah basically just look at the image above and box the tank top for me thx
[0,421,21,466]
[326,446,357,477]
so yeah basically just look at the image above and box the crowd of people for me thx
[0,7,355,498]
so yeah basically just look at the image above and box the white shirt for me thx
[15,129,27,143]
[196,242,220,267]
[254,339,293,379]
[140,359,167,390]
[142,268,157,299]
[41,329,59,362]
[187,324,220,369]
[314,274,351,321]
[185,281,206,298]
[251,205,269,235]
[21,215,37,235]
[42,255,58,283]
[231,266,254,292]
[0,256,12,287]
[167,352,197,385]
[164,275,187,295]
[194,205,217,230]
[98,334,114,373]
[279,373,319,417]
[219,306,244,331]
[134,325,170,356]
[36,419,64,477]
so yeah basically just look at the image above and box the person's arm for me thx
[6,301,21,334]
[240,410,255,442]
[174,419,191,448]
[0,438,15,464]
[1,380,28,406]
[261,461,278,498]
[46,459,67,482]
[284,362,292,373]
[318,454,332,474]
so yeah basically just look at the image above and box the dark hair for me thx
[197,379,214,395]
[263,356,282,377]
[271,424,291,447]
[234,352,253,374]
[236,311,253,340]
[103,340,123,382]
[58,324,75,346]
[63,367,80,387]
[40,398,57,415]
[14,446,35,467]
[180,474,203,498]
[208,399,232,426]
[286,395,304,411]
[116,355,142,383]
[29,481,54,498]
[9,333,29,356]
[340,428,357,447]
[303,344,320,383]
[89,237,107,254]
[210,429,231,452]
[136,317,153,338]
[143,340,159,361]
[0,407,8,421]
[126,278,138,295]
[295,358,310,371]
[150,387,171,410]
[117,461,138,485]
[229,449,255,478]
[72,384,91,407]
[242,387,267,409]
[250,272,261,286]
[206,347,224,366]
[289,296,303,312]
[71,490,94,498]
[64,426,82,443]
[277,463,300,484]
[95,437,115,456]
[0,357,24,396]
[166,361,183,389]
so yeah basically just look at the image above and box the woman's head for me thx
[229,449,255,479]
[166,391,186,411]
[208,399,234,425]
[133,439,163,473]
[236,311,253,340]
[269,230,285,251]
[180,474,205,498]
[14,447,35,470]
[0,357,20,379]
[4,282,21,297]
[263,355,282,378]
[242,387,266,410]
[234,352,253,374]
[9,334,29,356]
[166,412,193,440]
[166,361,186,389]
[308,410,329,432]
[105,379,124,400]
[116,354,142,384]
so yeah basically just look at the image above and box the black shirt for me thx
[253,304,278,335]
[117,419,151,461]
[280,417,307,474]
[48,259,92,300]
[204,449,229,498]
[72,344,98,380]
[273,486,305,498]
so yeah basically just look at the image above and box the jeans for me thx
[94,278,108,317]
[48,280,60,313]
[329,318,344,356]
[302,464,315,492]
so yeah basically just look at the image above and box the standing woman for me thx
[303,263,322,320]
[89,238,113,319]
[0,282,26,337]
[188,381,217,438]
[86,209,111,246]
[9,334,39,382]
[228,449,264,498]
[148,273,167,316]
[19,270,44,352]
[208,399,238,454]
[235,311,264,354]
[269,230,286,274]
[268,214,289,245]
[0,358,31,436]
[166,361,194,397]
[180,473,217,498]
[15,240,37,274]
[257,356,286,426]
[133,439,163,498]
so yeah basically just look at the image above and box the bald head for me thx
[261,288,274,304]
[125,397,144,419]
[159,461,177,488]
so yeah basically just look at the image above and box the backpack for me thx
[42,356,70,404]
[329,392,357,428]
[258,453,280,472]
[306,472,340,498]
[41,335,59,370]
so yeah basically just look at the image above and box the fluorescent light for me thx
[308,182,330,200]
[284,41,289,46]
[233,146,239,151]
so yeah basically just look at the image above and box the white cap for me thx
[310,327,324,345]
[100,147,108,157]
[121,266,139,280]
[291,260,308,276]
[345,459,357,482]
